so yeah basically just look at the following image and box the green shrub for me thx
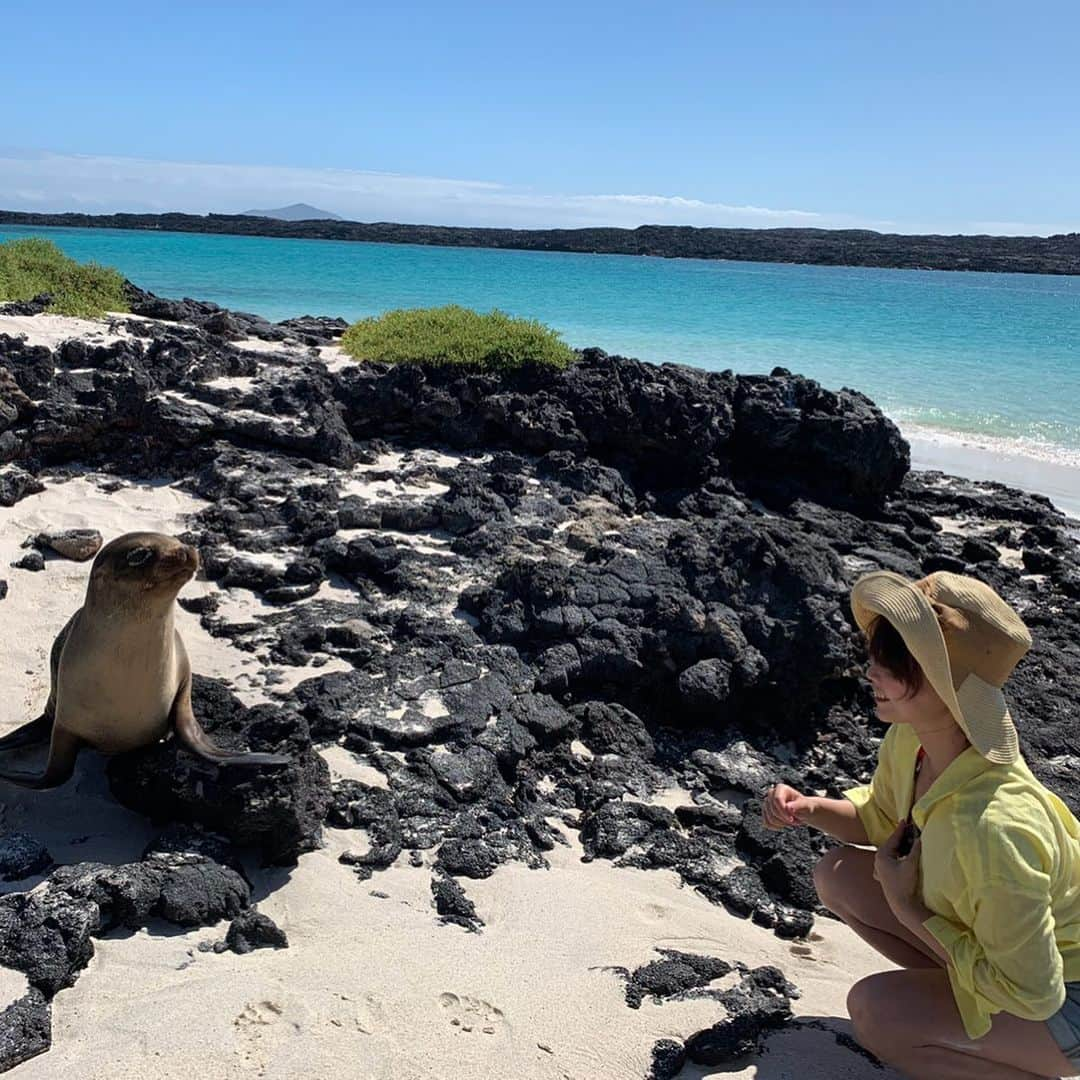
[0,237,129,318]
[340,305,576,370]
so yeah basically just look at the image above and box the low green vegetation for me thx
[0,237,129,318]
[340,305,576,370]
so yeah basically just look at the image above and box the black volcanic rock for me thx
[277,315,349,345]
[623,949,733,1009]
[634,962,800,1074]
[47,853,249,932]
[647,1039,687,1080]
[0,887,95,1000]
[0,853,248,997]
[0,833,52,882]
[682,965,798,1064]
[962,536,1000,563]
[0,336,55,399]
[430,871,484,932]
[0,366,34,433]
[331,781,404,879]
[107,677,328,865]
[0,848,250,1069]
[0,466,44,507]
[338,352,906,512]
[225,910,289,954]
[0,990,51,1073]
[573,701,654,759]
[0,293,52,316]
[464,509,849,729]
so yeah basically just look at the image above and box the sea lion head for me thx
[87,532,200,610]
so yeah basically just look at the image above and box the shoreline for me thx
[902,424,1080,520]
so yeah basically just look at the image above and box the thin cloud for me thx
[0,150,1067,234]
[0,149,830,230]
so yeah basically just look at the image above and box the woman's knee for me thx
[814,845,880,919]
[847,974,901,1058]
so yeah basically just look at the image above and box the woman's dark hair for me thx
[866,616,924,697]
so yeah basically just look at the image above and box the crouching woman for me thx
[764,571,1080,1079]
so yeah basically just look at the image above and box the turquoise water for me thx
[3,224,1079,459]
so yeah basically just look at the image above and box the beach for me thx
[0,303,1077,1079]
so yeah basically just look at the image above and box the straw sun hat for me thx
[850,571,1033,764]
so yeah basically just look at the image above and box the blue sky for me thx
[3,1,1077,233]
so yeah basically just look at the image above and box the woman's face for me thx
[867,658,950,725]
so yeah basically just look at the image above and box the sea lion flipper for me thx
[0,728,82,789]
[170,676,290,767]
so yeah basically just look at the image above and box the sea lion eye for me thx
[127,547,154,567]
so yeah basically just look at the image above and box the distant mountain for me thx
[241,202,342,221]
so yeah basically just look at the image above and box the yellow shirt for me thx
[844,722,1080,1040]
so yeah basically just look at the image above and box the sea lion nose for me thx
[162,544,199,575]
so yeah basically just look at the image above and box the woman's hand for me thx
[762,783,815,830]
[874,820,923,910]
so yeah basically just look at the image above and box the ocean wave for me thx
[895,420,1080,470]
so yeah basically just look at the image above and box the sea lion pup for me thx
[0,531,290,789]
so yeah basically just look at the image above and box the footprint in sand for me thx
[789,943,816,960]
[639,902,670,923]
[438,992,509,1036]
[335,990,385,1035]
[235,1000,285,1030]
[233,1000,291,1071]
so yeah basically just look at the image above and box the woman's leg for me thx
[813,846,942,968]
[847,968,1077,1079]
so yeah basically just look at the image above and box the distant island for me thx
[241,202,342,221]
[1,209,1078,275]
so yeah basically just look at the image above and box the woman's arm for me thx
[795,796,871,845]
[763,786,870,844]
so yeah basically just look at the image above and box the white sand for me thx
[230,337,306,357]
[0,475,905,1079]
[318,344,353,372]
[7,824,901,1080]
[0,313,134,350]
